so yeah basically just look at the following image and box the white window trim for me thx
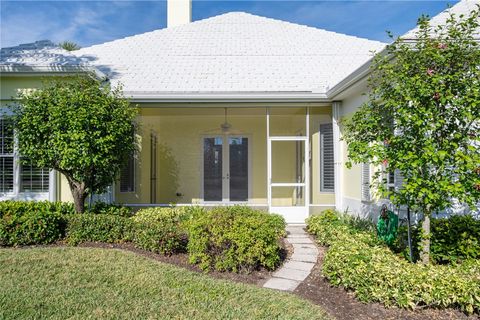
[0,116,52,201]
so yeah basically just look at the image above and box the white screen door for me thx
[203,136,249,202]
[268,136,309,223]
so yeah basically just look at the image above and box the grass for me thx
[0,247,329,320]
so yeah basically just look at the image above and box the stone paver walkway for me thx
[263,224,318,291]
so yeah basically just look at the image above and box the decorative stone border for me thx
[263,225,318,291]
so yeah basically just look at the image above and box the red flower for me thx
[427,68,435,76]
[382,159,388,166]
[437,43,447,49]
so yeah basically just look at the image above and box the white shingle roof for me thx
[68,12,385,95]
[403,0,480,39]
[0,40,90,72]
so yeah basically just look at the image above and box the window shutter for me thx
[120,154,135,192]
[0,118,14,193]
[361,163,370,201]
[320,123,334,191]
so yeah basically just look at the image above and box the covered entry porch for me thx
[115,105,336,223]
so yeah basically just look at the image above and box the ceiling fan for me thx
[204,108,243,135]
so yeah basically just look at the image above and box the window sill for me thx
[0,192,49,201]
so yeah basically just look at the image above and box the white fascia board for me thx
[0,65,107,80]
[128,92,330,103]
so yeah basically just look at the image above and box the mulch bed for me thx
[294,234,477,320]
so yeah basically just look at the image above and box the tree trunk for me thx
[420,214,431,264]
[72,189,88,213]
[65,176,87,213]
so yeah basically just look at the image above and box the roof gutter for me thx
[128,92,330,103]
[0,65,107,80]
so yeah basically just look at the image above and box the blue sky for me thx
[1,1,457,48]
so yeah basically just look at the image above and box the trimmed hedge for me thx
[0,200,75,216]
[131,207,191,255]
[0,201,73,246]
[0,201,288,274]
[306,210,480,315]
[186,206,286,272]
[88,202,134,217]
[65,214,134,245]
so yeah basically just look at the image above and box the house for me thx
[1,0,478,223]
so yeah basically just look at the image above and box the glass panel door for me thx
[268,137,309,223]
[203,137,223,201]
[229,137,248,201]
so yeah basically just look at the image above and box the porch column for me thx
[332,101,343,211]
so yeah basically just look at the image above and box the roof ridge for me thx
[216,11,387,45]
[76,10,386,53]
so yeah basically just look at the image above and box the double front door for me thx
[203,136,249,202]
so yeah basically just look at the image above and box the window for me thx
[361,163,371,202]
[120,153,135,192]
[0,117,49,196]
[0,118,14,193]
[20,159,50,192]
[386,170,395,193]
[320,123,334,191]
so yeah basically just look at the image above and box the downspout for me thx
[332,101,343,211]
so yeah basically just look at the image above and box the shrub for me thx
[87,202,133,217]
[0,201,73,246]
[394,215,480,264]
[131,207,191,255]
[430,215,480,264]
[0,200,75,217]
[306,211,480,315]
[65,214,133,245]
[185,206,286,272]
[0,210,65,246]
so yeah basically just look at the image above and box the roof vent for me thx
[167,0,192,28]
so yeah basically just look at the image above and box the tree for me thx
[343,7,480,263]
[58,41,81,51]
[13,75,138,213]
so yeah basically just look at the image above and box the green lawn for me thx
[0,247,329,320]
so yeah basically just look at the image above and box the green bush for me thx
[430,215,480,264]
[87,202,133,217]
[0,210,65,246]
[306,211,480,315]
[394,215,480,264]
[0,201,73,246]
[186,206,286,272]
[65,214,133,245]
[131,207,191,255]
[0,200,75,217]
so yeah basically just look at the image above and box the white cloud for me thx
[0,2,133,48]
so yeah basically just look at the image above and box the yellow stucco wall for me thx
[339,92,367,202]
[115,106,334,206]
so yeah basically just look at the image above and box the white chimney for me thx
[167,0,192,28]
